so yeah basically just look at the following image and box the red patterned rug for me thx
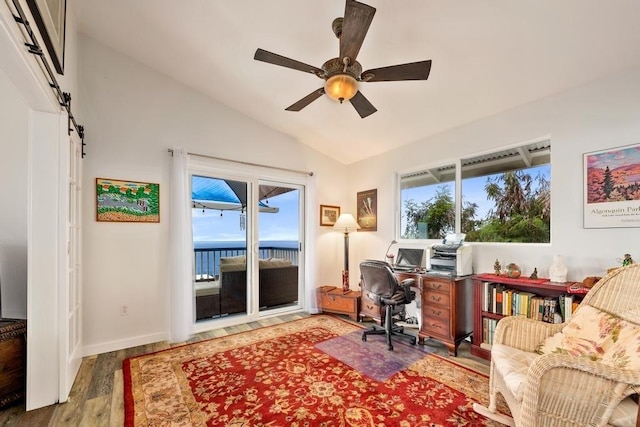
[123,315,506,426]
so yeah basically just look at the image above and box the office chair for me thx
[360,260,417,351]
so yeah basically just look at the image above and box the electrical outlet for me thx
[120,305,129,316]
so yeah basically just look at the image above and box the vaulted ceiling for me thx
[75,1,640,164]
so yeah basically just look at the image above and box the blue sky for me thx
[400,165,551,231]
[192,165,550,242]
[192,189,300,242]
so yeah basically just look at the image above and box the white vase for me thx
[549,255,568,283]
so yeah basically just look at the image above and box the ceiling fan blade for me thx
[285,88,325,111]
[349,90,377,118]
[362,60,432,82]
[339,0,376,64]
[254,49,324,76]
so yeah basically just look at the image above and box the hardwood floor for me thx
[0,312,489,426]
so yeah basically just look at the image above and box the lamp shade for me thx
[324,74,358,103]
[333,213,360,232]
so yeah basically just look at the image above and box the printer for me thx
[426,233,473,277]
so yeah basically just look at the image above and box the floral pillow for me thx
[536,305,640,370]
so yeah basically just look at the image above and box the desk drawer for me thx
[421,317,450,338]
[423,290,450,307]
[423,280,450,293]
[423,305,450,322]
[360,293,383,321]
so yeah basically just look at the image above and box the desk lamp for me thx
[333,213,361,293]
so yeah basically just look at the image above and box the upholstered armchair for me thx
[474,263,640,427]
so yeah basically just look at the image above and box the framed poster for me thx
[26,0,67,74]
[96,178,160,223]
[320,205,340,226]
[356,189,377,231]
[583,143,640,228]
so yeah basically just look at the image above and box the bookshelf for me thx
[470,274,585,361]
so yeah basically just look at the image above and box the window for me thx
[400,164,456,239]
[398,141,551,243]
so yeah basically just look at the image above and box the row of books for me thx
[482,317,499,347]
[481,282,579,324]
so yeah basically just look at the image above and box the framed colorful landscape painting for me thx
[96,178,160,223]
[583,143,640,228]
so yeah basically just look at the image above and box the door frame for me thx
[188,157,309,333]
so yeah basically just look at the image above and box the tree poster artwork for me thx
[583,143,640,228]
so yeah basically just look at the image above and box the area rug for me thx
[123,315,506,426]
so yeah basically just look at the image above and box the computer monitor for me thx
[395,248,426,269]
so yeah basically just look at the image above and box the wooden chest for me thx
[317,286,361,321]
[0,319,26,408]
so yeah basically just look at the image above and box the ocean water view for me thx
[194,240,298,250]
[194,240,299,279]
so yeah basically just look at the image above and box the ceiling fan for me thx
[254,0,432,118]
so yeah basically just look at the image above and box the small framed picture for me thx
[320,205,340,226]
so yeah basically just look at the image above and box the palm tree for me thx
[480,170,550,243]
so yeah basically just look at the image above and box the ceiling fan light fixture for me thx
[324,73,358,103]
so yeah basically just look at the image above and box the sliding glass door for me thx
[192,175,249,321]
[257,181,301,313]
[190,168,305,325]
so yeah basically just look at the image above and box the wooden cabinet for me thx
[0,319,26,409]
[418,275,473,356]
[317,286,361,321]
[471,274,582,361]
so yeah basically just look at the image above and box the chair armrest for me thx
[399,278,415,287]
[493,316,564,353]
[520,354,640,427]
[400,279,416,303]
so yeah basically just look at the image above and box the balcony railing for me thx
[194,245,298,282]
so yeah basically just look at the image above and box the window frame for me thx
[395,139,551,244]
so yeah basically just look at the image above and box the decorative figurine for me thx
[494,259,502,275]
[549,255,568,283]
[529,268,538,279]
[622,253,634,267]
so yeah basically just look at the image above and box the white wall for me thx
[349,67,640,282]
[77,35,350,355]
[0,70,28,319]
[73,27,638,356]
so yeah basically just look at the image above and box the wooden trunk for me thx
[0,319,26,408]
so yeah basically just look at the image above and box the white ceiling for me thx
[74,1,640,165]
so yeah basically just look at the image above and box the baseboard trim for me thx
[82,332,169,357]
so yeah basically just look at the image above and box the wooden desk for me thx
[358,272,473,356]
